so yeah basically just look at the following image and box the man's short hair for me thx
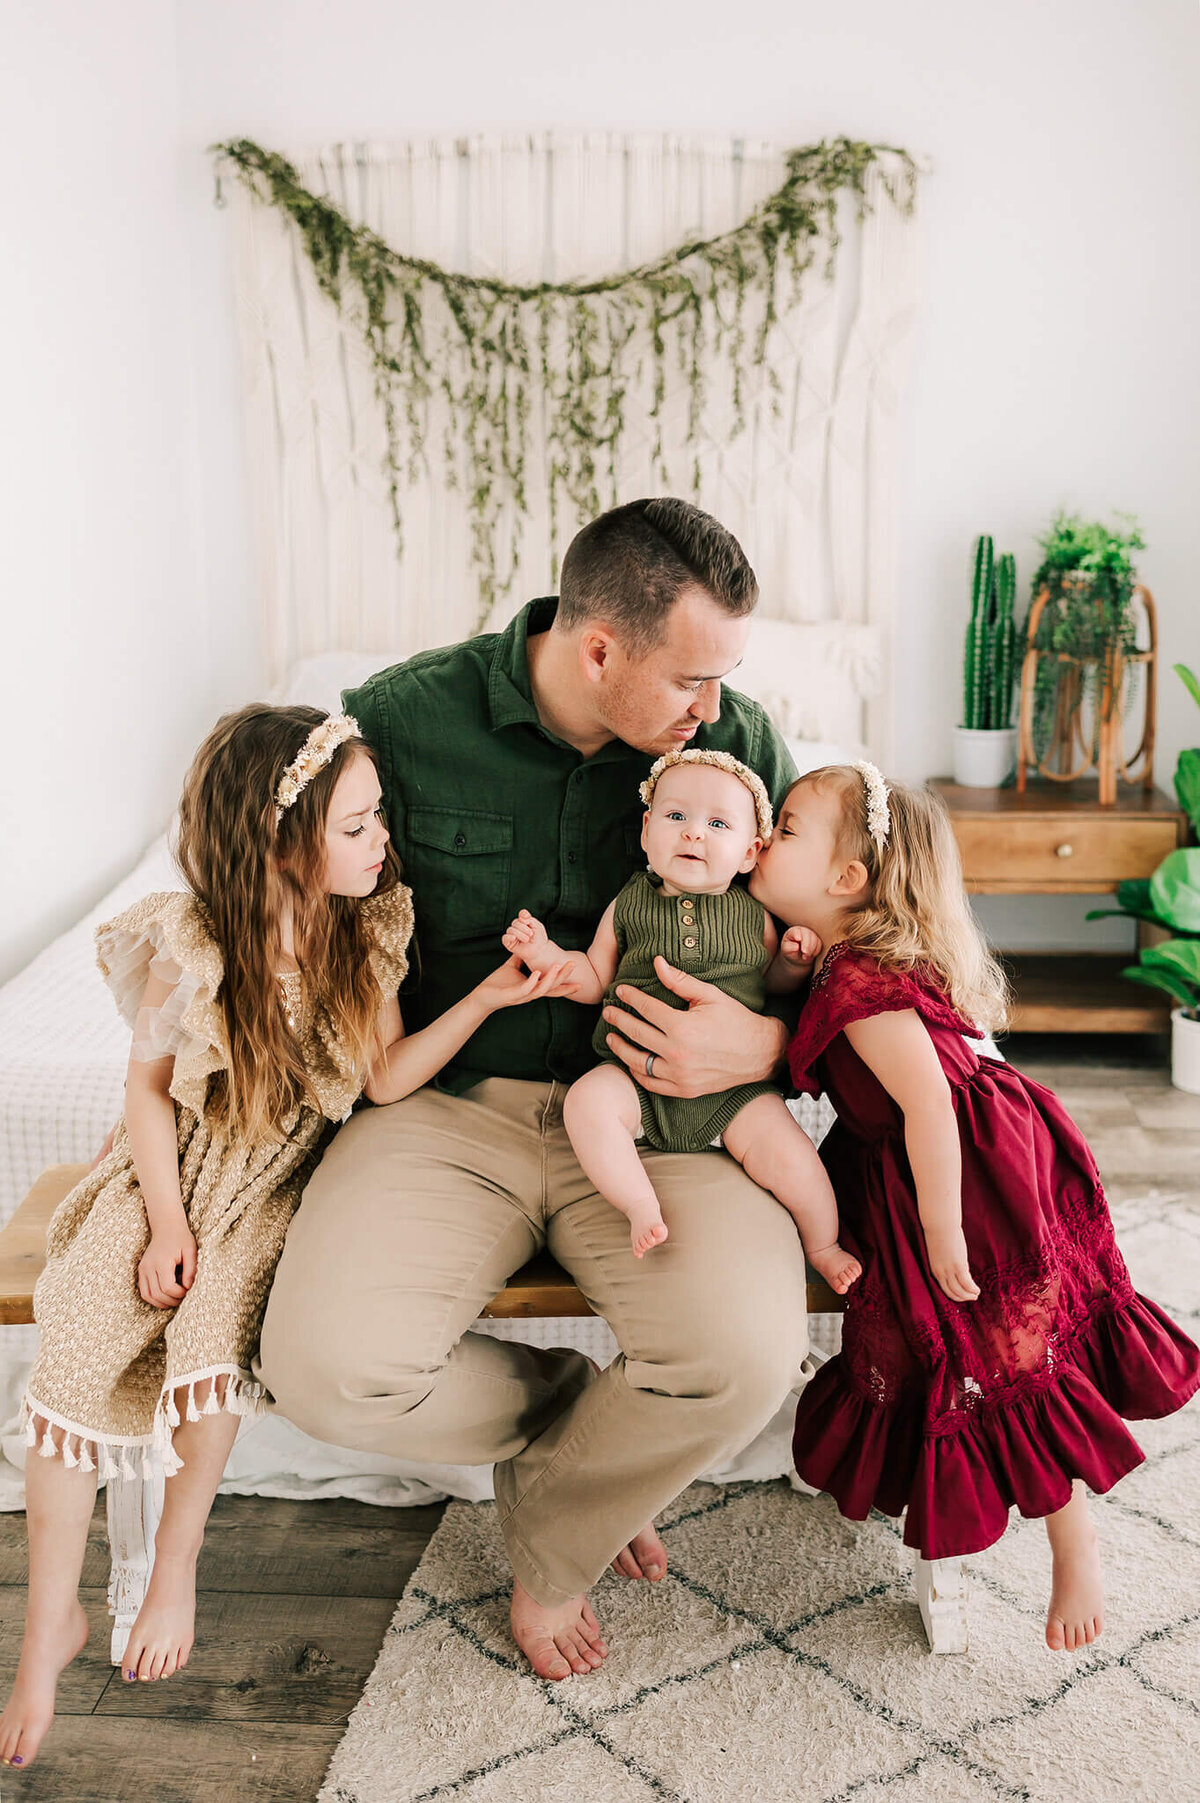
[556,498,758,653]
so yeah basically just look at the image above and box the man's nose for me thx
[687,680,721,724]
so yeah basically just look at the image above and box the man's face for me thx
[594,586,752,756]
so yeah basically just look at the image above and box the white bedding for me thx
[0,641,861,1511]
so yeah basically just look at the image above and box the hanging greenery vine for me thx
[214,136,918,627]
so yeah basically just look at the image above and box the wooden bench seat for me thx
[0,1163,968,1658]
[0,1164,847,1326]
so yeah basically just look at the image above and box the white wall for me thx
[4,0,1198,980]
[0,2,261,983]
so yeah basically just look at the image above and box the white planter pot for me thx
[952,726,1018,789]
[1171,1007,1200,1095]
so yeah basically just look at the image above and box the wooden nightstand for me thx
[930,779,1188,1032]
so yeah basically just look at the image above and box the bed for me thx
[0,622,877,1512]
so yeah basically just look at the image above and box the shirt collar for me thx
[487,597,559,731]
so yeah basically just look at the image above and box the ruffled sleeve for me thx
[95,891,227,1117]
[360,882,414,1000]
[787,942,979,1097]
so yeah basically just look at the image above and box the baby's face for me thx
[641,764,762,895]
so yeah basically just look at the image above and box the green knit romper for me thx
[592,871,775,1153]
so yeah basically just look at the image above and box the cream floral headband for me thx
[639,748,774,841]
[274,713,362,826]
[853,758,891,849]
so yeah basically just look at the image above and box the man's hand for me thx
[602,956,788,1098]
[779,925,822,972]
[138,1220,198,1309]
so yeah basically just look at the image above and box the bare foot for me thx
[0,1598,89,1768]
[122,1550,197,1682]
[510,1577,608,1680]
[611,1521,668,1582]
[808,1242,862,1295]
[628,1201,668,1258]
[1045,1521,1104,1651]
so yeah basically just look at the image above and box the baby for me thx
[503,748,860,1289]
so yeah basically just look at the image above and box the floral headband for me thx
[639,748,774,841]
[274,713,362,826]
[853,758,891,849]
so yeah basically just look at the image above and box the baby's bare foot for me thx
[611,1521,668,1582]
[122,1550,196,1682]
[1046,1523,1104,1651]
[0,1598,89,1768]
[510,1578,608,1680]
[808,1242,862,1295]
[630,1211,669,1258]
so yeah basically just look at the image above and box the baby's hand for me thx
[502,910,549,963]
[924,1224,980,1304]
[780,925,823,969]
[138,1221,198,1309]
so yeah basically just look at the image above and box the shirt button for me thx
[454,832,466,848]
[681,914,694,926]
[683,936,698,948]
[567,852,577,864]
[680,898,694,907]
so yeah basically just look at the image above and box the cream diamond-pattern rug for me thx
[319,1188,1199,1803]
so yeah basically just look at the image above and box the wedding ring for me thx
[645,1052,658,1080]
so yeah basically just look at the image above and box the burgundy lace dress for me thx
[789,942,1200,1560]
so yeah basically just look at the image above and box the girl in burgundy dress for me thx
[749,762,1199,1651]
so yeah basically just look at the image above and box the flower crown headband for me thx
[274,713,362,826]
[639,748,774,841]
[852,758,891,849]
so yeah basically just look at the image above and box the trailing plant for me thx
[1174,662,1200,836]
[1088,668,1200,1018]
[213,136,918,631]
[1028,510,1145,762]
[961,536,1016,729]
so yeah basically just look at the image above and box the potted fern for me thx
[953,535,1018,786]
[1088,664,1200,1091]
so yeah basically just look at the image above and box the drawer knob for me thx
[1055,842,1074,858]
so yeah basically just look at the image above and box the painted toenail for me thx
[13,1756,23,1764]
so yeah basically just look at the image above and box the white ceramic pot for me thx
[1171,1007,1200,1095]
[951,726,1018,789]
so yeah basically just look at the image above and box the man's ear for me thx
[579,625,616,687]
[737,836,763,874]
[830,858,869,901]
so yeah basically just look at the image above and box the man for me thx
[258,497,811,1681]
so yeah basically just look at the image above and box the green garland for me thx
[214,136,918,628]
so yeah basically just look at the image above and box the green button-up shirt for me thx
[344,597,798,1093]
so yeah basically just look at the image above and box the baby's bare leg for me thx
[0,1430,97,1769]
[722,1095,861,1294]
[562,1066,668,1257]
[122,1378,240,1684]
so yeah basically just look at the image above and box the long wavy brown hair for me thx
[793,766,1010,1035]
[176,704,403,1143]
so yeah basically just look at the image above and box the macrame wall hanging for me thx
[213,132,922,720]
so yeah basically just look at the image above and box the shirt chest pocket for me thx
[404,807,514,942]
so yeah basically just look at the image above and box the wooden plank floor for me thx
[0,1494,447,1801]
[2,1034,1197,1800]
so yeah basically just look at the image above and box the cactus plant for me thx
[961,536,1016,731]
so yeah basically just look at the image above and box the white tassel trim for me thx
[19,1367,265,1487]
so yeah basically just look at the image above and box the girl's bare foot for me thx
[510,1577,608,1679]
[807,1242,862,1295]
[628,1202,668,1258]
[1044,1485,1104,1650]
[122,1550,197,1682]
[0,1598,89,1768]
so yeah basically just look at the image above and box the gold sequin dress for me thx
[20,884,413,1481]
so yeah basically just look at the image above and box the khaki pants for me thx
[256,1079,810,1605]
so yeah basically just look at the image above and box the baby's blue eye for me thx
[666,810,685,821]
[709,818,730,831]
